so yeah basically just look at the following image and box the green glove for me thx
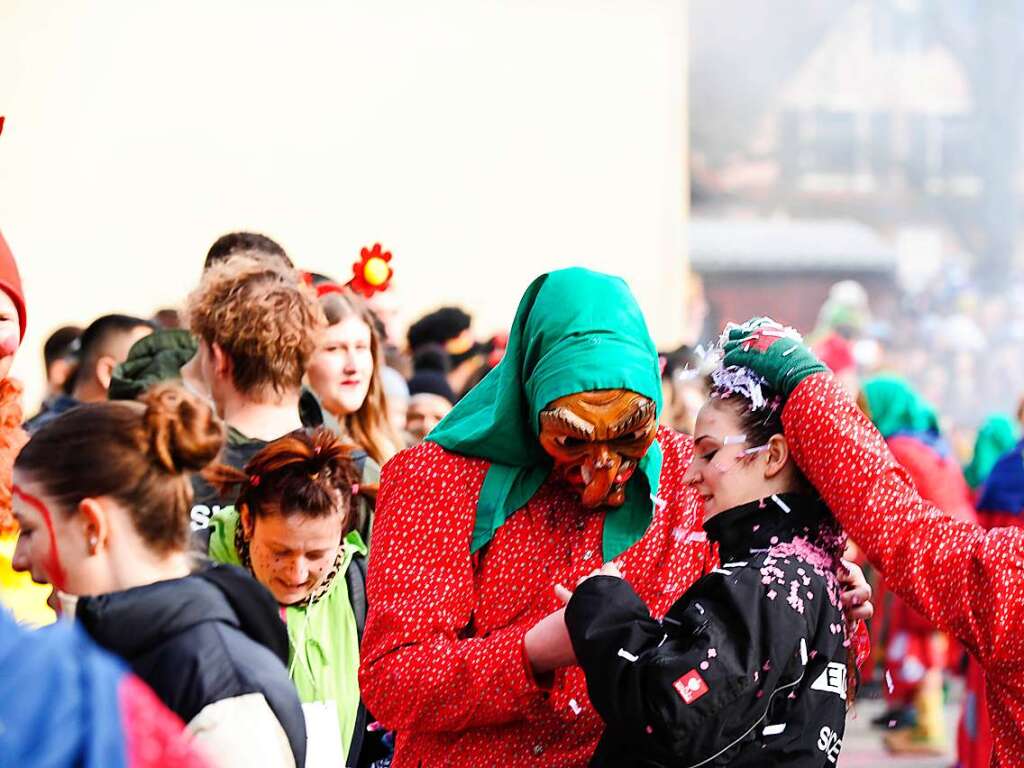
[720,317,827,396]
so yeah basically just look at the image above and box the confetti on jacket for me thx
[782,372,1024,768]
[358,427,716,768]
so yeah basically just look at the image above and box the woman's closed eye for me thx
[699,449,718,461]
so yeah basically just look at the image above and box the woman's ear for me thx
[77,497,110,555]
[239,504,254,540]
[762,434,791,479]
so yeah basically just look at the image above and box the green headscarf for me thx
[427,267,663,561]
[964,413,1019,489]
[861,374,940,439]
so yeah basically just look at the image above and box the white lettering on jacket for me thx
[816,726,842,763]
[811,662,848,700]
[190,504,223,530]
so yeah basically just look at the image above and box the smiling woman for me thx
[202,426,388,768]
[307,290,403,468]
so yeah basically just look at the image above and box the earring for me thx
[88,536,98,554]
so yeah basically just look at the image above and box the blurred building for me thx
[689,217,897,333]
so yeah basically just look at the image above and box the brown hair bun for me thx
[140,384,225,474]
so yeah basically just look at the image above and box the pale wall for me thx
[0,0,688,412]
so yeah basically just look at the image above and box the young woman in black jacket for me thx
[563,365,857,767]
[11,385,306,768]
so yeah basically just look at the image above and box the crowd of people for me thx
[2,227,1024,768]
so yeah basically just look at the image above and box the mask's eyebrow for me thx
[609,398,656,438]
[539,407,595,438]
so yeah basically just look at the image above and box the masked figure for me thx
[358,269,869,768]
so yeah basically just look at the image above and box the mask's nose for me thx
[581,445,621,508]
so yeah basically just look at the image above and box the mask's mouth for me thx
[586,456,629,507]
[566,457,638,508]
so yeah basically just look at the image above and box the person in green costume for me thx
[199,427,388,768]
[357,269,874,768]
[965,413,1019,490]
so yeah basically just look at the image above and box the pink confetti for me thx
[707,648,717,658]
[700,661,709,670]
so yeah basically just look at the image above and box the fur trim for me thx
[0,379,27,536]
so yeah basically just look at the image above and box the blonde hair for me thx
[320,290,403,465]
[186,254,325,398]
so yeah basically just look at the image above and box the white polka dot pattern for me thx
[359,427,714,767]
[783,372,1024,768]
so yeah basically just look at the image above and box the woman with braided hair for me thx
[202,427,388,768]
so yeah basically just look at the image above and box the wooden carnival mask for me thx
[538,389,658,509]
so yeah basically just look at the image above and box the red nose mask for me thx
[538,390,657,509]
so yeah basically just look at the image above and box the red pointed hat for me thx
[0,230,26,342]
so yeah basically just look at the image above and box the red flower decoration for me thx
[348,243,394,298]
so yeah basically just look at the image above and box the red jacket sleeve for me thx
[782,373,1024,670]
[357,444,545,732]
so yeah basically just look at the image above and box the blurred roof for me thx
[689,217,897,274]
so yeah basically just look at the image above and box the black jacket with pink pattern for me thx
[566,494,850,767]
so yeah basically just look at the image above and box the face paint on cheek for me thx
[13,485,67,592]
[0,331,18,357]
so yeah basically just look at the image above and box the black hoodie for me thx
[566,494,850,767]
[76,563,306,768]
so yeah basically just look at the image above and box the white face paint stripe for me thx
[723,434,747,445]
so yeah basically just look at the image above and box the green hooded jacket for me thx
[427,267,663,561]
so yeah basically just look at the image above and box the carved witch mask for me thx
[539,389,658,508]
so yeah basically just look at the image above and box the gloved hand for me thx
[720,317,827,396]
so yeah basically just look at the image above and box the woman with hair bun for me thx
[11,384,306,768]
[202,426,388,768]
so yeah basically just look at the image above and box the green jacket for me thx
[206,507,367,762]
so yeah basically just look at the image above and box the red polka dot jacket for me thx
[359,426,714,767]
[783,373,1024,768]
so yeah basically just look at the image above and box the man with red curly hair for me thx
[185,254,327,529]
